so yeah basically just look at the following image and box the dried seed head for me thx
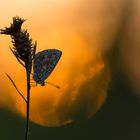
[11,30,35,62]
[1,16,36,67]
[0,16,26,35]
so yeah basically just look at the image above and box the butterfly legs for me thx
[30,79,38,87]
[30,79,60,89]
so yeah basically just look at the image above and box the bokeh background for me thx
[0,0,140,140]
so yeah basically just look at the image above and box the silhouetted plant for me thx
[1,16,62,140]
[1,16,36,140]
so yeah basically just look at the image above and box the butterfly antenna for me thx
[45,81,60,89]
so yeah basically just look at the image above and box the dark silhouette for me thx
[1,16,36,140]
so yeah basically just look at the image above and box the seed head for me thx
[1,16,36,66]
[0,16,26,35]
[11,30,36,63]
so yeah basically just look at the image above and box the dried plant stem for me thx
[1,16,36,140]
[5,73,27,103]
[25,64,31,140]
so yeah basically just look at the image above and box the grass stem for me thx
[25,65,31,140]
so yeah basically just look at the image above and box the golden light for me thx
[0,0,124,126]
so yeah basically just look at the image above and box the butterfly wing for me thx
[33,49,62,84]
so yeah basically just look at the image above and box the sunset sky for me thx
[0,0,140,140]
[0,0,112,126]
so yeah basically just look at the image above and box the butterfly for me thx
[32,49,62,88]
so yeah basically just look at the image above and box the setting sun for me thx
[0,0,111,127]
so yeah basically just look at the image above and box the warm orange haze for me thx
[0,0,133,126]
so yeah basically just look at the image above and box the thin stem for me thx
[25,64,31,140]
[5,73,27,103]
[10,47,25,67]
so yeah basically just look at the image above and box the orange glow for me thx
[0,0,116,126]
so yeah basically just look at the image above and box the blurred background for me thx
[0,0,140,139]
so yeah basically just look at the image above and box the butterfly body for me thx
[33,49,62,86]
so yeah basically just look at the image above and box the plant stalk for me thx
[25,63,31,140]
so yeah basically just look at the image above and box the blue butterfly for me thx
[32,49,62,88]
